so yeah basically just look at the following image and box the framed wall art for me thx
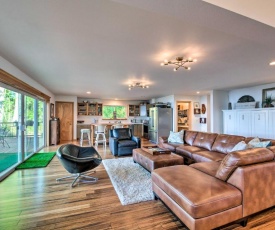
[200,118,206,124]
[194,108,201,114]
[194,102,200,109]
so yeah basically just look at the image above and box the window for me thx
[103,105,126,119]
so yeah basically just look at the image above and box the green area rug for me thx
[16,152,56,169]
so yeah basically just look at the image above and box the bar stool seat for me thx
[80,129,91,146]
[95,125,107,148]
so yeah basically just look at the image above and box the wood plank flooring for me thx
[0,139,275,230]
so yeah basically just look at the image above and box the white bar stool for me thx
[80,129,91,146]
[95,125,107,148]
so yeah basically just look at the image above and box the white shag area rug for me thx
[102,157,154,205]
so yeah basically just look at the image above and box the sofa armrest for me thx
[132,135,141,148]
[227,161,275,217]
[109,137,119,156]
[159,136,168,143]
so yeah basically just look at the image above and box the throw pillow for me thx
[168,130,184,143]
[230,141,247,152]
[248,140,272,148]
[248,137,260,146]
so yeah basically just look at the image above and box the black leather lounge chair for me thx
[56,144,102,187]
[109,128,141,156]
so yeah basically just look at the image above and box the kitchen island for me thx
[77,122,143,145]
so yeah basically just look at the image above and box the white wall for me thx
[229,83,275,108]
[210,90,229,133]
[55,95,78,140]
[0,56,55,146]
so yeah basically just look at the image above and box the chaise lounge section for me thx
[152,147,275,230]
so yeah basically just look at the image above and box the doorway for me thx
[55,102,74,141]
[177,101,191,132]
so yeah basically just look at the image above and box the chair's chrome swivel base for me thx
[56,171,98,187]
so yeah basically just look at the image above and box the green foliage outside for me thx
[103,105,126,119]
[0,87,45,136]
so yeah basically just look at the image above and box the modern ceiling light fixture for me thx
[128,82,149,90]
[161,57,197,71]
[269,61,275,66]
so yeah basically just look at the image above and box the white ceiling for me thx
[203,0,275,28]
[0,0,274,100]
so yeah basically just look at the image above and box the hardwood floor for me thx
[0,139,275,230]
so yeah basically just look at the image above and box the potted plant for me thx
[263,95,275,107]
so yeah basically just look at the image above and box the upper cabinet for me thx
[88,103,102,116]
[128,105,140,116]
[77,103,87,115]
[129,104,152,117]
[77,102,103,116]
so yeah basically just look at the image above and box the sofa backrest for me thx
[215,148,274,181]
[184,130,198,146]
[192,132,218,151]
[211,134,245,154]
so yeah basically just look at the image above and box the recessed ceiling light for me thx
[269,61,275,66]
[87,91,91,94]
[197,91,200,94]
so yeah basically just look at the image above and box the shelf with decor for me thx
[128,104,140,116]
[88,103,103,116]
[77,102,103,116]
[77,103,88,115]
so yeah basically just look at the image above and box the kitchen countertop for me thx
[77,123,144,125]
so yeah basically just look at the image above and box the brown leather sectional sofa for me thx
[153,131,275,229]
[158,130,274,164]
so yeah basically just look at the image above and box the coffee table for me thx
[132,148,184,172]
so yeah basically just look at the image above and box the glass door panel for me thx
[37,100,45,149]
[24,95,35,157]
[0,87,21,173]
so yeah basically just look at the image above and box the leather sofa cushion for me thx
[160,142,183,152]
[192,132,218,151]
[215,148,275,181]
[176,145,205,159]
[118,140,137,147]
[211,134,245,154]
[112,128,131,140]
[184,130,198,146]
[190,161,221,177]
[152,165,242,219]
[192,151,225,163]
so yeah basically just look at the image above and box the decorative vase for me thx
[201,104,206,114]
[228,102,232,110]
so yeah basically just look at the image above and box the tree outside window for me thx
[103,105,126,119]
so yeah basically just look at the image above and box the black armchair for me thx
[56,144,102,187]
[109,128,141,156]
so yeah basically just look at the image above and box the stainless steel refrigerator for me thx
[149,107,172,143]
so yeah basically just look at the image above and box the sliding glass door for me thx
[0,85,46,176]
[0,87,22,174]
